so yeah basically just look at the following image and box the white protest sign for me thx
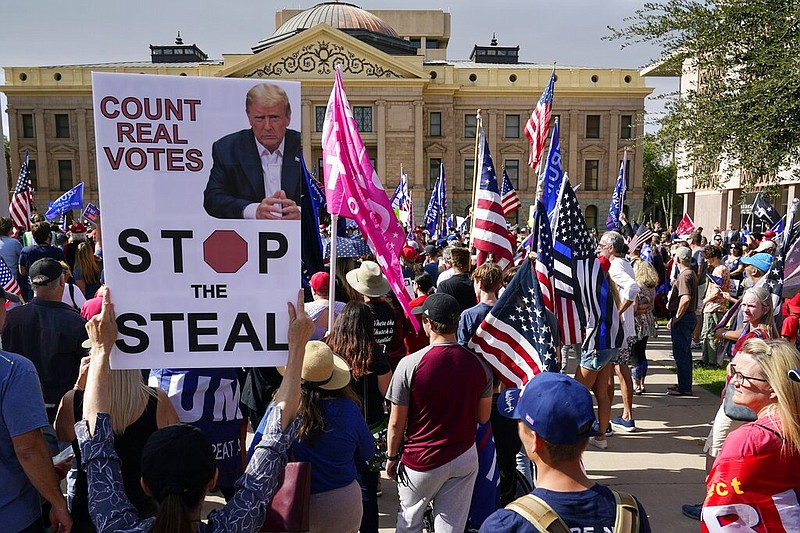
[93,72,302,369]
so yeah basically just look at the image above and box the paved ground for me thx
[204,335,716,531]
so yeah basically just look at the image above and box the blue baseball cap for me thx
[740,252,773,274]
[497,372,600,445]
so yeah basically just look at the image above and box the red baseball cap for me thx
[309,272,330,294]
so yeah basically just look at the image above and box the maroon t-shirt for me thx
[386,342,492,472]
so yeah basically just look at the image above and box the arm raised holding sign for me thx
[77,288,314,532]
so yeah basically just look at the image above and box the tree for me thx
[3,136,10,189]
[608,0,800,189]
[641,133,681,224]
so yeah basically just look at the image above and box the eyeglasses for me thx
[729,364,769,386]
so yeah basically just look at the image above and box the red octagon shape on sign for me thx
[203,230,248,273]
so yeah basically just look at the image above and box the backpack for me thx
[506,489,640,533]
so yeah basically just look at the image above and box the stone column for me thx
[608,111,619,192]
[413,100,424,193]
[34,109,49,190]
[76,109,91,195]
[376,100,387,186]
[568,110,578,182]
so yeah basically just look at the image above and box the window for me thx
[315,106,326,132]
[464,114,477,138]
[409,38,421,49]
[317,158,324,181]
[429,158,442,190]
[27,160,38,189]
[620,115,633,139]
[353,106,372,132]
[426,40,440,49]
[505,115,520,138]
[584,160,599,190]
[585,115,600,139]
[55,114,70,138]
[505,160,520,189]
[22,114,34,138]
[585,205,598,230]
[58,160,73,191]
[429,112,442,137]
[464,159,475,190]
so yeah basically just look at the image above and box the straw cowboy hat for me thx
[279,340,351,391]
[345,261,391,297]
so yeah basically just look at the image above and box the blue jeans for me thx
[671,313,697,392]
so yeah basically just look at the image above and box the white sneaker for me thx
[589,437,608,450]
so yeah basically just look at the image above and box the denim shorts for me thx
[579,348,617,371]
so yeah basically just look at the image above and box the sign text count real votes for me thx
[92,72,301,369]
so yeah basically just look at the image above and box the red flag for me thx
[321,69,418,329]
[675,213,696,238]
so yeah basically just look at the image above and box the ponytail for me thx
[152,485,206,533]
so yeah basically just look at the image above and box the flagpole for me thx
[326,213,338,337]
[534,63,556,201]
[469,110,482,250]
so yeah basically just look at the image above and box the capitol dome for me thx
[252,2,414,55]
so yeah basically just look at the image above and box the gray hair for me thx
[601,231,626,255]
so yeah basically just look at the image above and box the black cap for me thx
[29,258,63,286]
[140,424,216,501]
[424,244,438,256]
[0,287,20,303]
[411,293,461,324]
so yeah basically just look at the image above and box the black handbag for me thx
[722,381,757,422]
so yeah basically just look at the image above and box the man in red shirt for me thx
[386,293,493,532]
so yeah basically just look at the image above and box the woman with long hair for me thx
[324,301,392,533]
[287,340,375,533]
[73,242,101,299]
[703,339,800,526]
[631,259,659,394]
[682,286,780,520]
[56,364,179,531]
[78,290,314,533]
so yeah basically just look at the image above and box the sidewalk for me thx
[376,335,718,532]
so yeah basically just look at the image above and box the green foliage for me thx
[642,133,681,224]
[3,136,10,187]
[608,0,800,188]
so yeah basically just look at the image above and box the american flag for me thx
[765,198,800,308]
[524,69,555,170]
[606,150,627,231]
[308,172,327,210]
[501,169,521,216]
[552,176,625,352]
[9,151,34,231]
[531,200,555,313]
[468,257,559,387]
[0,258,21,299]
[473,125,514,269]
[628,223,654,253]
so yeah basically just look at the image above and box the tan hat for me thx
[278,341,351,391]
[345,261,390,297]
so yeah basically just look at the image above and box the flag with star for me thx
[531,200,554,313]
[752,193,780,227]
[552,175,624,351]
[766,198,800,308]
[525,67,555,170]
[0,258,21,299]
[500,169,521,216]
[468,257,559,387]
[472,124,514,269]
[423,174,443,236]
[10,150,34,232]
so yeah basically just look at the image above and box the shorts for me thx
[579,348,617,372]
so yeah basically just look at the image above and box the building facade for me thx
[3,3,651,231]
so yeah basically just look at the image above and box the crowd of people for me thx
[2,208,800,533]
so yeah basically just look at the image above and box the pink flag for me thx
[675,213,696,239]
[322,69,419,329]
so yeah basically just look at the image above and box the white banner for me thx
[93,73,302,369]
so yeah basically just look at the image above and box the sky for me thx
[0,0,679,136]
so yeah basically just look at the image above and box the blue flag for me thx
[540,120,563,219]
[770,217,785,235]
[438,164,447,234]
[45,182,83,221]
[300,155,324,278]
[423,175,442,236]
[606,152,627,230]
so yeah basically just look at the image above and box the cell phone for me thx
[52,446,75,465]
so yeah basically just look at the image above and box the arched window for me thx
[585,205,598,231]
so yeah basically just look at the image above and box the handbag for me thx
[722,381,757,422]
[260,461,311,532]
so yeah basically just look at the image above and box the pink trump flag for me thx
[322,68,419,330]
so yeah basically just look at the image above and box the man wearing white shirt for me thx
[204,83,303,220]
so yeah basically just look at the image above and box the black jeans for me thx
[356,461,379,533]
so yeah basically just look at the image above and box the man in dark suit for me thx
[204,83,303,220]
